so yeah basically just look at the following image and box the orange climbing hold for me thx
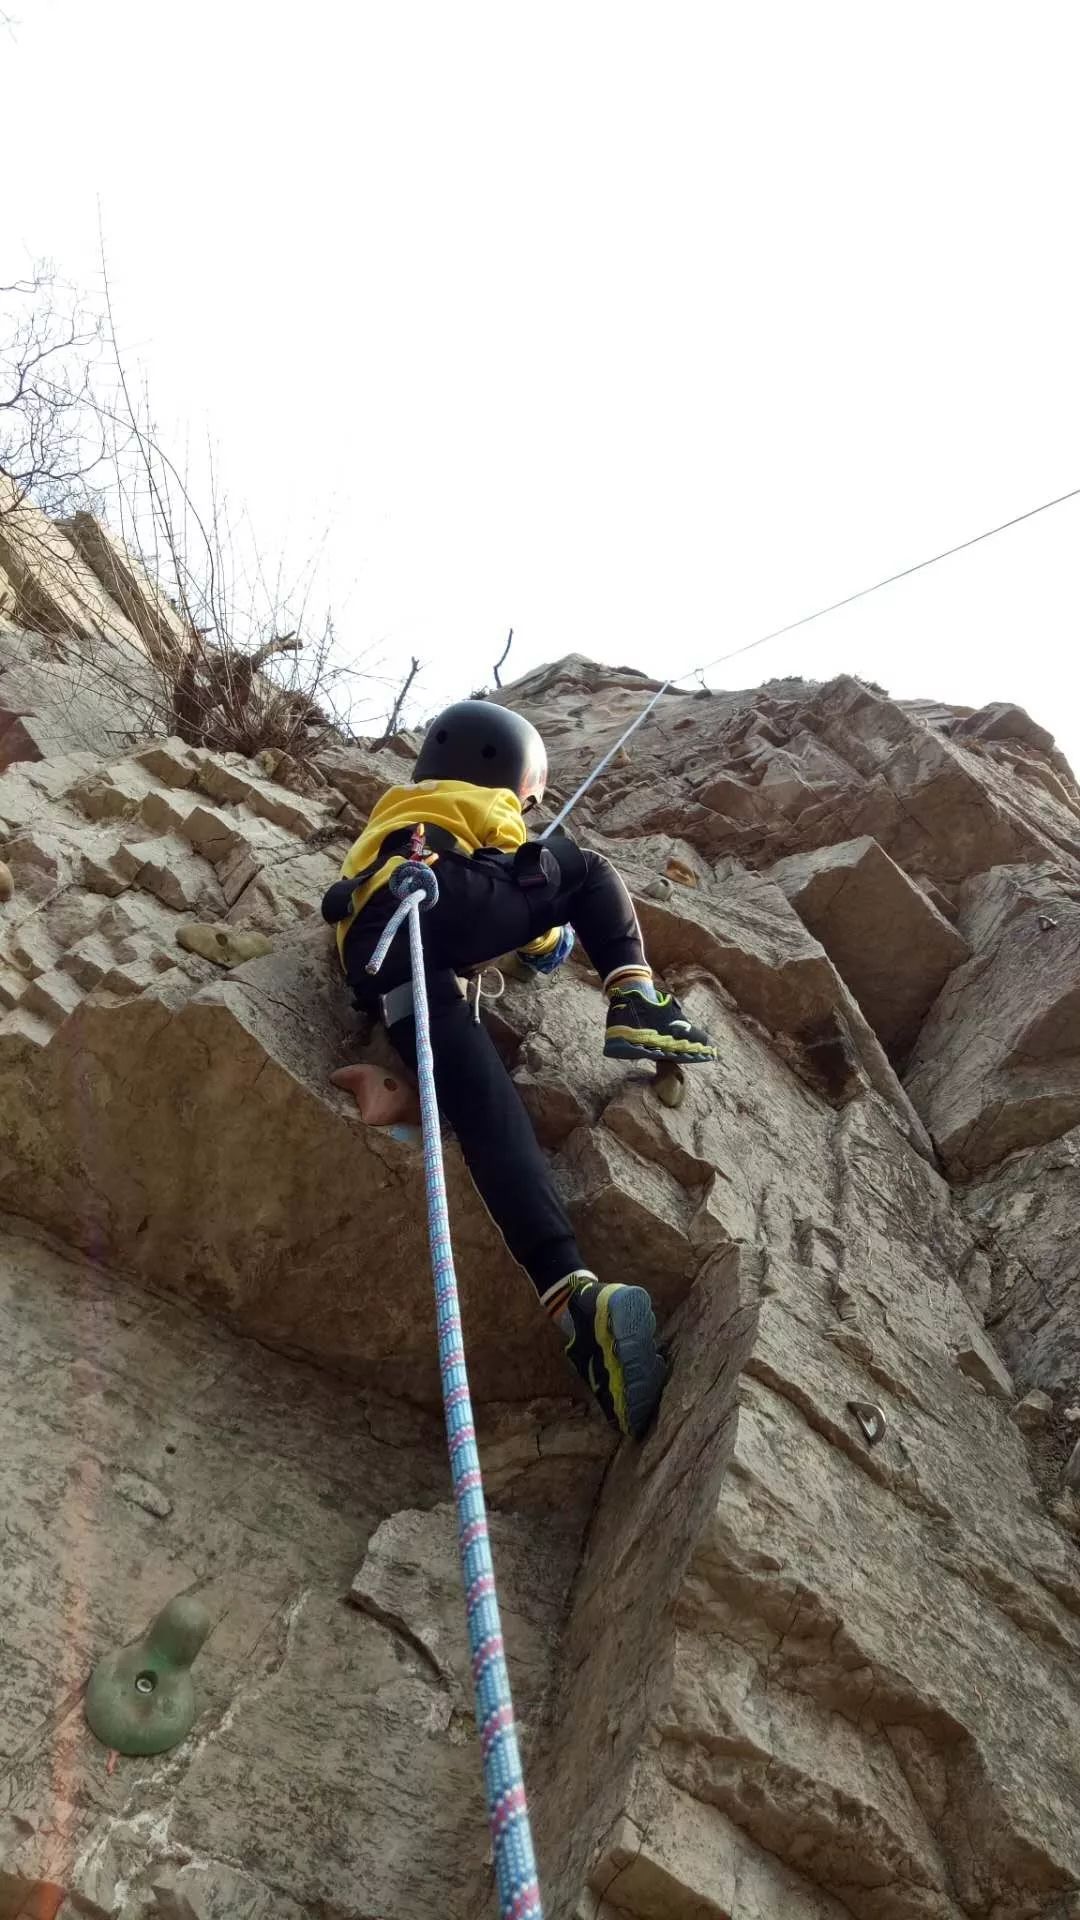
[330,1063,421,1127]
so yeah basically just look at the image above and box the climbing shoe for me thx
[603,987,717,1064]
[564,1277,667,1441]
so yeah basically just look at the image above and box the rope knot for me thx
[389,861,440,908]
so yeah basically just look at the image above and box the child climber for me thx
[322,699,717,1441]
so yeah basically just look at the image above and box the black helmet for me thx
[413,700,547,808]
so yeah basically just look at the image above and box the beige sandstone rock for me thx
[1,636,1080,1917]
[177,923,275,967]
[953,1333,1014,1399]
[953,699,1057,754]
[317,740,424,817]
[0,1229,596,1919]
[529,1206,1080,1915]
[351,1504,573,1719]
[58,511,191,665]
[905,876,1080,1175]
[963,1123,1080,1401]
[595,838,933,1153]
[0,477,146,654]
[133,738,200,788]
[1013,1388,1054,1430]
[508,662,1080,883]
[0,553,16,622]
[766,834,969,1058]
[0,628,157,770]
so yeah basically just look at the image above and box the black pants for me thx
[344,837,645,1294]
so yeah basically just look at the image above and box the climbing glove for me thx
[516,925,575,977]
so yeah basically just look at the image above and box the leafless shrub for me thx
[88,248,427,766]
[373,656,420,749]
[1,257,436,771]
[0,265,106,518]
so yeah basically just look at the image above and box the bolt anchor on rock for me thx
[847,1399,887,1446]
[84,1594,212,1757]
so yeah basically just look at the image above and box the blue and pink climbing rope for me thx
[367,849,545,1920]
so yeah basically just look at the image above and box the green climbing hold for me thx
[84,1594,211,1756]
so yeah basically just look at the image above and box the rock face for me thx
[57,512,190,666]
[0,1226,601,1920]
[766,834,969,1060]
[4,556,1080,1920]
[963,1125,1080,1400]
[0,477,146,655]
[905,863,1080,1175]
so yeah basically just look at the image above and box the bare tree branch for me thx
[493,626,513,688]
[374,656,421,749]
[1,267,106,518]
[1,255,398,775]
[249,632,301,670]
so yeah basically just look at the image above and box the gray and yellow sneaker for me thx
[604,987,717,1064]
[562,1273,667,1440]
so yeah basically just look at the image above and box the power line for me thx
[688,482,1080,684]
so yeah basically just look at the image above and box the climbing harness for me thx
[321,823,461,927]
[366,836,545,1920]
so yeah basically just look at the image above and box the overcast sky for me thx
[4,2,1079,768]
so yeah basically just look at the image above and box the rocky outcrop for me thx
[766,835,969,1060]
[0,626,161,770]
[3,588,1080,1918]
[57,512,190,666]
[0,713,939,1404]
[963,1124,1080,1405]
[534,1224,1080,1919]
[905,864,1080,1175]
[514,659,1080,883]
[0,478,147,654]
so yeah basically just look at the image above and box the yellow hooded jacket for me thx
[334,777,562,963]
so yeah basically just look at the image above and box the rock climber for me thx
[322,699,717,1441]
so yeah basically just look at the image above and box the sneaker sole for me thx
[595,1284,668,1441]
[604,1031,717,1064]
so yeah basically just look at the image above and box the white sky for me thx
[4,1,1080,768]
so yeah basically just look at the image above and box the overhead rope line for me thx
[540,481,1080,838]
[367,848,545,1920]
